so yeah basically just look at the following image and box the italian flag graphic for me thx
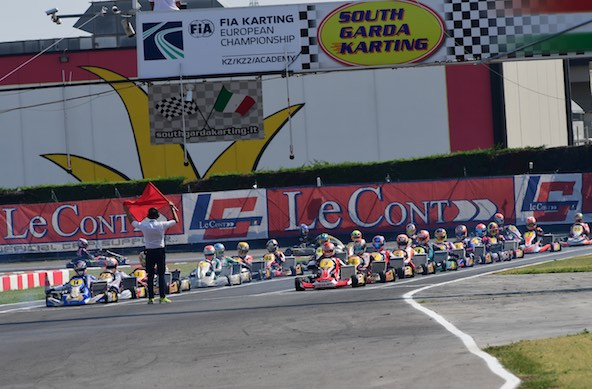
[213,86,256,116]
[505,0,592,54]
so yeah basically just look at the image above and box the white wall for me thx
[503,59,568,148]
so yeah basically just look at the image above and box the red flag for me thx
[123,182,170,221]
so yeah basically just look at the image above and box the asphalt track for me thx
[1,246,591,389]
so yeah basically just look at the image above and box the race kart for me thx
[251,254,301,280]
[391,250,415,278]
[189,261,230,288]
[129,267,190,296]
[363,252,396,283]
[345,255,369,287]
[46,276,119,307]
[451,243,475,268]
[295,258,353,291]
[66,249,128,269]
[412,247,436,275]
[522,231,561,254]
[562,224,592,247]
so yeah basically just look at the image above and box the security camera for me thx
[121,18,136,38]
[112,5,121,14]
[101,6,108,15]
[45,8,58,16]
[52,14,61,24]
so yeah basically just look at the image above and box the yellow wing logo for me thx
[42,66,304,183]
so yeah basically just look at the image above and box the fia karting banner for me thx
[138,1,592,79]
[514,174,582,226]
[183,189,268,243]
[266,177,514,237]
[0,197,184,255]
[149,79,264,143]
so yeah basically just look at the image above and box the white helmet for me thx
[78,238,88,248]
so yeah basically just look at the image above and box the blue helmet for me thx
[213,243,225,256]
[475,224,487,237]
[300,224,309,235]
[372,235,385,251]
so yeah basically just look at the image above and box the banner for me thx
[149,79,264,144]
[0,196,184,255]
[183,189,268,243]
[266,177,514,238]
[137,1,592,79]
[514,174,582,225]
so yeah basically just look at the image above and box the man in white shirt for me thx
[150,0,181,11]
[124,203,179,304]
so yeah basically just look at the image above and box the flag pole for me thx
[61,70,72,172]
[284,46,295,160]
[179,63,188,166]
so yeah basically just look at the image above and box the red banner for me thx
[0,196,183,254]
[267,177,514,237]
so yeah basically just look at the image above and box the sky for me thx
[0,0,335,43]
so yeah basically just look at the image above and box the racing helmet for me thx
[475,223,487,237]
[318,233,330,245]
[526,216,537,231]
[237,241,250,256]
[138,251,147,268]
[266,239,279,253]
[300,224,309,236]
[455,225,467,239]
[371,235,385,251]
[487,222,499,237]
[405,223,416,237]
[322,242,335,257]
[575,212,584,223]
[494,213,504,226]
[396,234,409,248]
[78,238,88,248]
[213,243,225,256]
[434,228,447,243]
[105,257,118,271]
[417,230,430,245]
[353,239,366,255]
[73,260,87,276]
[203,245,215,260]
[351,229,362,241]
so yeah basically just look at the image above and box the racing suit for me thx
[268,250,286,268]
[575,222,591,237]
[235,254,253,265]
[373,248,393,267]
[395,245,416,271]
[76,247,95,260]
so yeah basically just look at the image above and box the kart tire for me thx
[440,263,446,272]
[422,266,428,276]
[295,278,305,291]
[351,275,359,288]
[290,266,296,277]
[396,268,405,280]
[285,248,293,256]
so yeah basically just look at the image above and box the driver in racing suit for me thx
[103,257,129,293]
[266,239,286,268]
[574,212,591,237]
[76,238,95,261]
[371,235,393,267]
[350,239,371,272]
[405,223,418,247]
[319,242,345,278]
[213,243,236,273]
[202,245,221,275]
[346,229,363,256]
[235,242,253,265]
[50,260,97,295]
[395,234,416,272]
[298,224,316,247]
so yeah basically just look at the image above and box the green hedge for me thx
[1,145,591,203]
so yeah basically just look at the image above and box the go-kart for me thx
[45,276,119,307]
[66,249,128,269]
[412,247,436,275]
[391,249,415,278]
[189,261,230,288]
[345,255,367,287]
[363,252,396,283]
[522,231,561,254]
[287,235,348,262]
[94,270,136,299]
[451,243,475,268]
[295,258,353,291]
[251,254,301,280]
[501,225,523,241]
[129,267,190,296]
[562,224,592,247]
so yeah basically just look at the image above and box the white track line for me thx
[401,247,592,389]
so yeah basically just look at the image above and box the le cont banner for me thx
[149,79,264,143]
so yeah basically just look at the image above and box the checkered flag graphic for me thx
[155,97,198,121]
[299,5,319,70]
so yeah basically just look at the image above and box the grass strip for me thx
[498,256,592,275]
[485,331,592,388]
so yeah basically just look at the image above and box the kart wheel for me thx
[422,266,428,276]
[295,278,305,291]
[396,268,405,280]
[290,266,296,277]
[351,275,359,288]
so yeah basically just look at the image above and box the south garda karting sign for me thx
[137,5,302,79]
[266,177,514,237]
[514,174,582,226]
[149,79,264,144]
[184,189,268,243]
[0,197,184,255]
[317,1,445,66]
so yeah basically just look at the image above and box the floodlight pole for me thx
[284,46,294,159]
[179,63,188,166]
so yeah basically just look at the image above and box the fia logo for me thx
[189,20,214,38]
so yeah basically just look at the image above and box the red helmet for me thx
[105,257,118,270]
[203,245,215,259]
[475,223,487,237]
[417,230,429,244]
[526,216,537,231]
[454,225,467,239]
[494,213,504,226]
[322,242,335,257]
[396,234,409,247]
